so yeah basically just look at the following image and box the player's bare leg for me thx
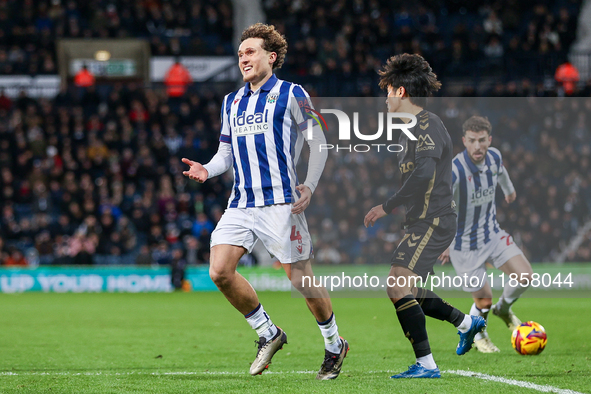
[493,254,533,330]
[209,244,287,375]
[284,260,332,320]
[470,283,500,353]
[285,260,349,380]
[209,244,258,313]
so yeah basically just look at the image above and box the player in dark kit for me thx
[364,54,486,379]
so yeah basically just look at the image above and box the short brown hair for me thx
[241,23,287,70]
[378,53,441,108]
[462,116,492,135]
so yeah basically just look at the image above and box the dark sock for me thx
[394,295,431,358]
[416,287,465,327]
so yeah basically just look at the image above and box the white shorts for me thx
[450,229,524,292]
[210,204,312,264]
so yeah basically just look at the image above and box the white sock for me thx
[456,314,473,333]
[495,296,515,315]
[470,303,489,341]
[416,354,437,370]
[499,276,529,308]
[318,313,342,354]
[245,304,277,341]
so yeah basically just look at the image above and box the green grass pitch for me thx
[1,291,590,393]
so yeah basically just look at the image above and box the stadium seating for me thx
[0,0,234,75]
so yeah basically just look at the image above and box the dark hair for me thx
[378,53,441,108]
[462,116,492,135]
[241,23,288,70]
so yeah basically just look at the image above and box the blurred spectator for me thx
[152,241,172,265]
[68,231,98,265]
[0,89,12,111]
[555,61,580,96]
[74,64,95,88]
[170,246,187,290]
[0,238,8,264]
[135,245,153,265]
[183,235,202,265]
[164,59,193,98]
[4,248,28,266]
[192,212,214,238]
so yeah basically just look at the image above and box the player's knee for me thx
[518,271,533,287]
[387,283,408,301]
[209,266,232,287]
[477,299,492,309]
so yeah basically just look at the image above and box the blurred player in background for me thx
[439,116,533,353]
[364,54,485,379]
[182,23,348,380]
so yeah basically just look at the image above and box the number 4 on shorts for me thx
[290,225,302,242]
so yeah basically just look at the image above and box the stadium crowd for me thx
[0,0,234,75]
[0,84,231,266]
[0,0,583,95]
[1,89,590,266]
[265,0,582,95]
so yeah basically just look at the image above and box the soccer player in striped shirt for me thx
[439,115,534,353]
[182,23,348,380]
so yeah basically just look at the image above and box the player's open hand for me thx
[182,158,208,183]
[364,204,387,228]
[292,184,312,214]
[505,191,516,204]
[438,247,450,265]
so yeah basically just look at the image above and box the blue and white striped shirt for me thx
[219,74,311,208]
[451,147,506,251]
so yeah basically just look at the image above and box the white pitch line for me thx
[1,368,588,394]
[446,370,587,394]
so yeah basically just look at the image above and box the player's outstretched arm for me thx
[183,141,233,183]
[182,158,208,183]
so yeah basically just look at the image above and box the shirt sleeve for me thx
[497,166,515,196]
[218,95,231,144]
[451,161,460,211]
[383,156,437,213]
[488,147,514,195]
[203,96,233,178]
[290,85,327,194]
[290,84,317,132]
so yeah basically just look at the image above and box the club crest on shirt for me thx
[267,92,279,104]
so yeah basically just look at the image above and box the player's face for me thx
[463,130,492,164]
[237,38,275,85]
[385,85,404,112]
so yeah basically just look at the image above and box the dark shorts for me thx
[391,214,456,280]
